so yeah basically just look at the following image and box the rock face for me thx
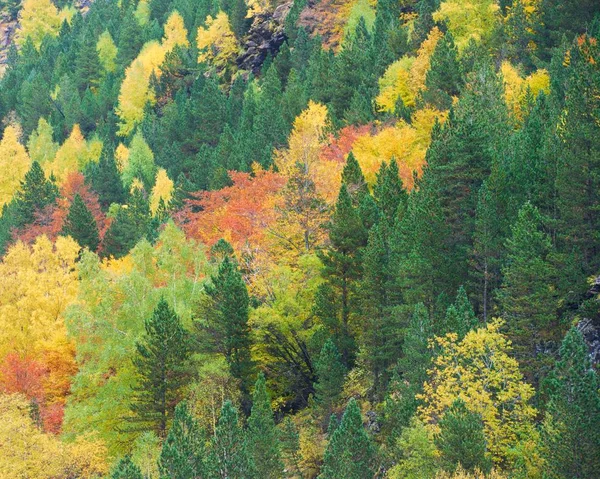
[0,14,18,72]
[236,2,291,74]
[577,276,600,366]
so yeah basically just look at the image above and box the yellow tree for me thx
[96,30,118,73]
[163,11,190,51]
[149,168,174,214]
[0,124,31,207]
[500,62,549,122]
[27,118,59,165]
[0,394,107,478]
[419,320,537,466]
[433,0,500,51]
[196,11,239,73]
[16,0,61,49]
[45,125,93,184]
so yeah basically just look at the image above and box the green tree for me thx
[439,286,477,339]
[208,401,256,479]
[130,298,193,438]
[159,402,208,479]
[86,146,127,210]
[373,159,407,225]
[111,456,144,479]
[319,398,377,479]
[341,152,370,207]
[14,160,58,225]
[435,399,491,474]
[200,253,254,407]
[497,202,558,383]
[247,373,284,479]
[61,193,100,251]
[314,338,346,418]
[421,30,462,110]
[542,327,600,479]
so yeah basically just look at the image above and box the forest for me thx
[0,0,599,476]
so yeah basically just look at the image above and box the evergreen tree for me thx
[341,152,369,207]
[439,285,477,339]
[74,34,102,93]
[435,399,491,474]
[314,339,346,419]
[13,161,58,225]
[201,253,254,407]
[130,299,193,438]
[319,398,376,479]
[319,184,368,364]
[542,327,600,479]
[497,202,558,383]
[247,373,284,479]
[86,147,127,210]
[111,456,144,479]
[208,401,256,479]
[159,402,208,479]
[61,193,100,251]
[373,159,408,225]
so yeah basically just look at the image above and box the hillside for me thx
[0,0,599,477]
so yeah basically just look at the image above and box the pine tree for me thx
[319,184,368,364]
[341,152,370,207]
[130,298,193,438]
[421,30,462,110]
[208,401,256,479]
[314,339,346,418]
[247,373,284,479]
[13,161,58,225]
[111,456,144,479]
[159,402,208,479]
[201,253,254,408]
[74,34,102,93]
[319,398,376,479]
[436,399,492,474]
[542,327,600,479]
[497,202,558,383]
[61,193,100,251]
[440,285,477,339]
[86,145,127,210]
[373,159,408,225]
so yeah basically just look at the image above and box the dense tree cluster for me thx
[0,0,600,476]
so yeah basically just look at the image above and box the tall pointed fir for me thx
[111,456,144,479]
[247,373,284,479]
[61,193,100,251]
[159,402,208,479]
[497,202,558,383]
[341,152,370,207]
[373,159,407,226]
[440,285,478,339]
[314,338,346,420]
[130,299,193,438]
[319,398,377,479]
[208,401,256,479]
[201,252,254,409]
[542,327,600,479]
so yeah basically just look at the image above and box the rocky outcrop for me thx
[0,14,18,72]
[577,276,600,366]
[236,2,291,74]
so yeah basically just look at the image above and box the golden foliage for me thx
[501,62,550,121]
[150,168,174,214]
[16,0,61,49]
[419,320,537,465]
[196,11,239,71]
[434,466,507,479]
[0,394,107,478]
[27,117,59,165]
[376,27,443,112]
[45,125,99,184]
[0,124,31,207]
[433,0,500,51]
[352,108,446,188]
[134,0,150,25]
[162,11,190,51]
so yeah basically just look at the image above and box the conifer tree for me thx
[319,398,376,479]
[542,327,600,479]
[436,399,491,474]
[439,286,477,339]
[341,152,369,207]
[13,160,58,225]
[75,34,102,93]
[247,373,284,479]
[421,30,462,110]
[373,159,408,225]
[201,253,254,407]
[497,202,557,383]
[159,402,208,479]
[61,193,100,251]
[130,298,193,438]
[86,146,127,210]
[208,401,256,479]
[111,456,144,479]
[314,339,346,418]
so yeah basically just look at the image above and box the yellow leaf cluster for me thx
[97,30,118,73]
[433,0,500,51]
[150,168,174,214]
[352,108,446,188]
[196,11,239,71]
[27,117,59,165]
[501,62,550,121]
[117,12,189,136]
[15,0,61,49]
[0,124,31,207]
[0,394,107,478]
[419,319,537,465]
[134,0,151,25]
[115,143,130,172]
[376,27,443,111]
[45,125,100,184]
[435,466,507,479]
[0,236,79,359]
